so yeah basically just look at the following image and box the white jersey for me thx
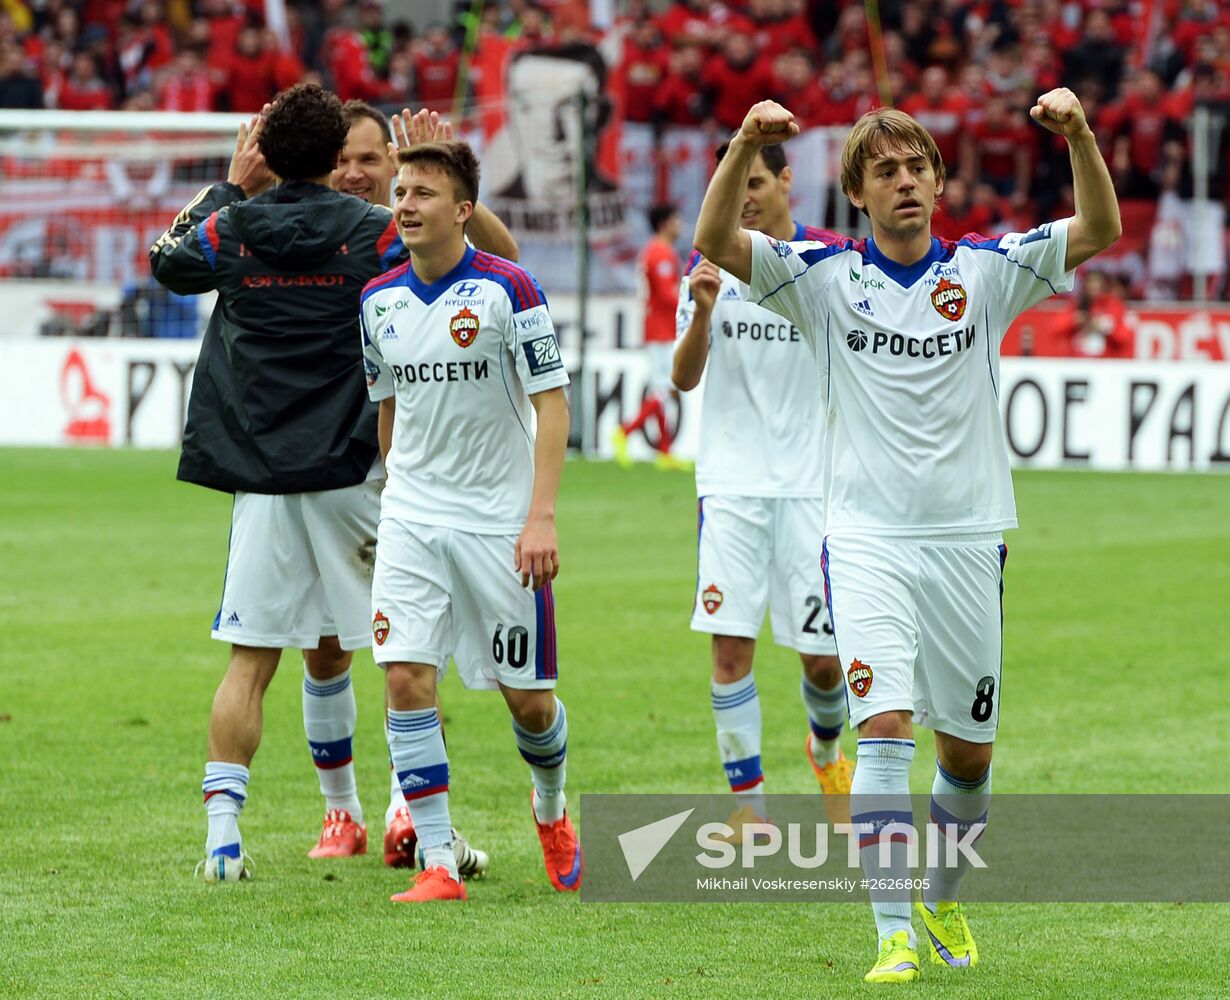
[748,219,1074,537]
[360,247,569,534]
[678,222,830,499]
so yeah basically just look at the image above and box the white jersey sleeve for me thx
[747,230,827,341]
[360,294,395,401]
[506,274,569,396]
[965,218,1075,331]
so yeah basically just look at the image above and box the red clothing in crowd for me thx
[1112,91,1176,177]
[222,49,273,111]
[931,202,995,243]
[778,77,829,129]
[898,91,970,166]
[159,70,214,111]
[618,36,669,123]
[59,75,112,110]
[967,116,1033,185]
[414,46,460,112]
[653,69,708,126]
[656,1,752,48]
[325,28,380,102]
[707,52,777,131]
[641,235,680,344]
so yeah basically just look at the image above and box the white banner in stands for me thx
[1,341,1228,473]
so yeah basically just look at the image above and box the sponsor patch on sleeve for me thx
[523,334,563,376]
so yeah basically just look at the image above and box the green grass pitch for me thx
[1,448,1227,998]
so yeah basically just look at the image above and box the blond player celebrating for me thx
[694,90,1119,982]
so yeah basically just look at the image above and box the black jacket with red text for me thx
[150,181,407,494]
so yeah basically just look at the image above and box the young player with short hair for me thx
[672,140,850,832]
[317,101,514,874]
[361,140,577,903]
[695,91,1120,982]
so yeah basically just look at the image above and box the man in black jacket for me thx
[151,85,501,881]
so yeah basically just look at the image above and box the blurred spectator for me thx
[899,66,968,168]
[656,0,749,52]
[707,34,775,132]
[962,93,1032,207]
[58,50,112,109]
[772,48,826,128]
[157,45,213,110]
[263,26,305,94]
[931,176,995,242]
[1109,69,1179,199]
[358,0,392,77]
[413,23,459,113]
[221,23,273,111]
[1062,271,1133,359]
[0,38,40,106]
[1063,9,1124,99]
[653,41,709,127]
[616,14,668,125]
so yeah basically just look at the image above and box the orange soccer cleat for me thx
[383,806,417,868]
[307,809,368,859]
[390,865,467,903]
[533,796,583,892]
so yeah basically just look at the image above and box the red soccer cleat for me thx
[383,806,417,868]
[533,795,583,892]
[390,865,467,903]
[307,809,367,859]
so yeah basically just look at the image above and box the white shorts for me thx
[691,495,836,655]
[211,477,383,651]
[821,533,1008,743]
[646,341,675,394]
[370,518,559,691]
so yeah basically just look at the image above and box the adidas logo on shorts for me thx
[226,612,242,627]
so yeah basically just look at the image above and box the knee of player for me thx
[303,638,351,679]
[800,653,842,690]
[711,635,755,680]
[384,662,438,709]
[856,710,913,742]
[935,735,993,782]
[505,689,557,733]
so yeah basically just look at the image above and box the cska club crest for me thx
[372,610,390,646]
[701,584,724,615]
[930,278,968,322]
[847,658,873,698]
[450,307,480,348]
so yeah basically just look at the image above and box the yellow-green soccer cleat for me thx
[916,900,979,968]
[864,931,920,983]
[611,426,632,468]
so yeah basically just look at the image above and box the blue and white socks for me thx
[924,762,991,910]
[386,707,455,878]
[711,673,765,817]
[514,697,569,824]
[801,674,846,765]
[302,666,362,823]
[202,761,249,859]
[852,738,917,946]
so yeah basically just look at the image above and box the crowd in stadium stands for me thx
[0,0,1229,300]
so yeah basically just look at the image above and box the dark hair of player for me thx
[647,202,678,232]
[259,84,349,181]
[715,138,788,176]
[341,99,388,136]
[397,141,481,205]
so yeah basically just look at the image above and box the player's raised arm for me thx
[1030,88,1121,271]
[518,387,569,590]
[390,106,520,261]
[672,258,721,391]
[694,101,799,283]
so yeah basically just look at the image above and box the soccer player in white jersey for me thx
[672,139,851,832]
[322,101,514,874]
[360,140,577,903]
[695,91,1120,981]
